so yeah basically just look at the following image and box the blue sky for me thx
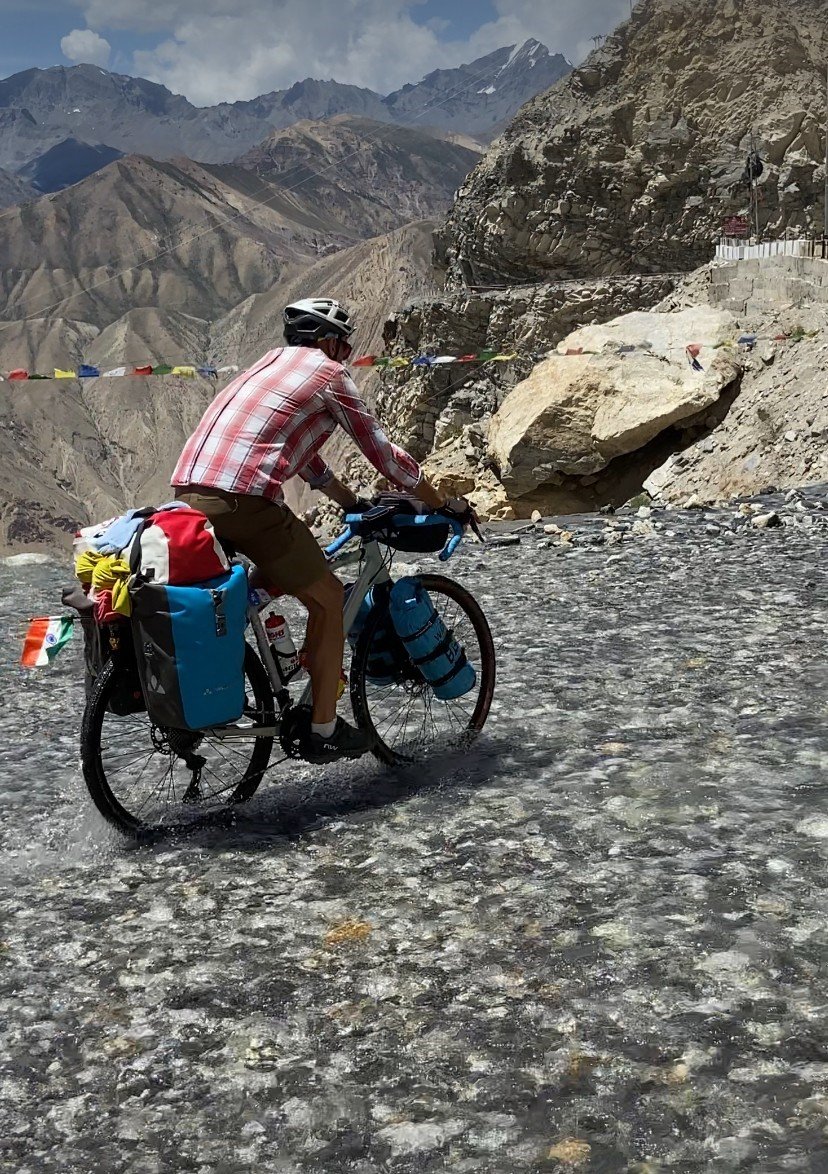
[0,0,629,103]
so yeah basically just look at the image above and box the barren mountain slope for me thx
[439,0,828,285]
[0,167,33,209]
[16,139,123,193]
[234,117,481,238]
[215,219,439,366]
[0,155,358,335]
[0,221,439,551]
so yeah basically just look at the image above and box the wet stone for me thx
[0,483,827,1170]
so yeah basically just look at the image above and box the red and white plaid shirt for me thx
[172,347,421,501]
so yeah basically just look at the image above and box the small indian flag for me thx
[21,616,75,667]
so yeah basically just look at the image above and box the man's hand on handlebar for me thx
[440,496,483,541]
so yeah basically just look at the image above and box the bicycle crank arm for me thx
[209,724,281,741]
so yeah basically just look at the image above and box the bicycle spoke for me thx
[85,649,275,834]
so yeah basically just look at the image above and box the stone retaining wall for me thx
[709,256,828,314]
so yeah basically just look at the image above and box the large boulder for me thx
[488,307,743,498]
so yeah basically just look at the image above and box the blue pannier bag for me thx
[344,582,406,685]
[389,576,476,701]
[130,563,248,730]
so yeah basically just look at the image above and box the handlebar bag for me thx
[349,502,451,553]
[389,576,476,701]
[130,564,247,730]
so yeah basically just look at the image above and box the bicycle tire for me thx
[81,643,275,838]
[350,573,495,765]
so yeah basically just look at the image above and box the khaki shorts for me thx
[174,487,328,595]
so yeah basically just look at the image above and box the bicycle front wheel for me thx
[80,644,276,838]
[350,573,495,765]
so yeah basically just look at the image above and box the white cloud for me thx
[127,1,468,104]
[60,27,112,68]
[72,0,633,104]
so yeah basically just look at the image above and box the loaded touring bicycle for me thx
[78,495,496,837]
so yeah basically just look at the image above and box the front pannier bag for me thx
[389,577,476,701]
[130,564,248,730]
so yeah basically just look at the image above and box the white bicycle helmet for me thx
[283,298,355,344]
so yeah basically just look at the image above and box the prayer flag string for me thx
[0,331,815,384]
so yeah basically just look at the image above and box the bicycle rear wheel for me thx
[350,573,495,765]
[81,644,275,838]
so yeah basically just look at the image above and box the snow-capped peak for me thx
[497,39,548,77]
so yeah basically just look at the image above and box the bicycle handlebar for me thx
[325,527,355,557]
[440,519,465,562]
[324,511,471,562]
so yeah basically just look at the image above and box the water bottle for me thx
[265,613,301,685]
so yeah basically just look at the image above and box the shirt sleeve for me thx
[324,370,422,491]
[297,453,334,489]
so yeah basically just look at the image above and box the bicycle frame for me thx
[213,537,391,741]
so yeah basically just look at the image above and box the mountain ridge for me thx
[0,42,570,175]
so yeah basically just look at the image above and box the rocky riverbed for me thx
[1,487,827,1172]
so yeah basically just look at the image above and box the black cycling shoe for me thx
[300,718,372,764]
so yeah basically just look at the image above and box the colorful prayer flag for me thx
[54,369,77,379]
[171,365,196,378]
[351,355,377,367]
[78,365,100,378]
[686,344,704,372]
[102,367,127,378]
[21,616,74,667]
[8,370,29,380]
[132,365,153,376]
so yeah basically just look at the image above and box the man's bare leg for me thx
[295,571,345,724]
[294,571,370,762]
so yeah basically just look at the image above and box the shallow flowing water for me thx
[1,490,827,1172]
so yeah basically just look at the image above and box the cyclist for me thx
[172,297,472,764]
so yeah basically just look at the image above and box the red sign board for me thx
[722,216,750,238]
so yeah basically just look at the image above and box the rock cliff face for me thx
[0,220,440,552]
[438,0,828,286]
[375,275,679,516]
[380,255,828,519]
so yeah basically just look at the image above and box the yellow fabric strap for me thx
[75,549,103,584]
[111,577,132,617]
[91,555,131,592]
